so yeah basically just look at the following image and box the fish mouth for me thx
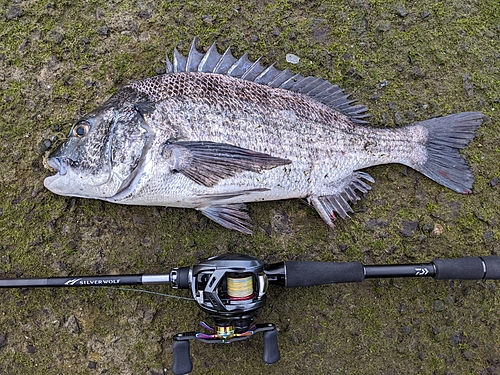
[47,157,69,176]
[43,156,77,194]
[44,157,66,192]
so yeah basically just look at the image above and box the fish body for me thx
[44,40,483,233]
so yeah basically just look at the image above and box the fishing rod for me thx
[1,254,499,374]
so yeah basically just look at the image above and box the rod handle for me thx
[172,339,192,375]
[284,261,365,287]
[432,256,500,280]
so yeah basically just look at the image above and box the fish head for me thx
[44,88,155,200]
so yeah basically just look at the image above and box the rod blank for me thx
[0,274,169,288]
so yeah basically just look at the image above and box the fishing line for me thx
[93,286,195,301]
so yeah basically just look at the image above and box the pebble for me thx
[490,176,498,187]
[401,220,418,237]
[483,231,494,242]
[48,29,64,44]
[462,350,473,360]
[271,210,293,235]
[377,23,391,33]
[444,295,455,305]
[449,333,462,346]
[311,18,330,42]
[6,6,23,20]
[0,333,6,348]
[139,8,153,20]
[37,139,52,155]
[98,26,109,37]
[365,218,386,231]
[286,53,300,64]
[394,5,408,17]
[462,74,474,98]
[202,15,213,25]
[345,68,363,80]
[411,66,425,78]
[394,111,403,125]
[64,315,81,334]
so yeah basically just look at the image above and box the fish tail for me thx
[413,112,483,194]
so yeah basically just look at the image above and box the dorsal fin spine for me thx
[254,63,276,82]
[165,54,173,73]
[197,43,219,72]
[240,57,263,80]
[227,52,250,76]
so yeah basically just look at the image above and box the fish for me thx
[44,38,483,234]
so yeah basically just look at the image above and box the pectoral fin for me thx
[200,204,253,234]
[162,141,291,187]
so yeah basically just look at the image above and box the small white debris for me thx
[378,80,389,89]
[286,53,300,64]
[431,223,443,236]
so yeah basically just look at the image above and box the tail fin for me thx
[414,112,483,194]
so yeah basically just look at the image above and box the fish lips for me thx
[44,157,69,192]
[47,156,69,175]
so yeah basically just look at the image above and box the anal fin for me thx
[309,172,374,228]
[199,204,253,234]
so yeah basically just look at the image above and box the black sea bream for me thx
[44,39,483,234]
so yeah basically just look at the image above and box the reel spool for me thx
[227,274,255,301]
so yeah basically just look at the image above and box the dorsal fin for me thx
[165,38,370,124]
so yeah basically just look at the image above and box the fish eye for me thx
[73,121,90,138]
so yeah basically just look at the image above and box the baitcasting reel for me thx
[1,253,500,374]
[169,254,279,374]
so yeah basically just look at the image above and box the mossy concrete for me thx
[0,0,499,374]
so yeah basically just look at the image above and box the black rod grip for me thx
[482,256,500,279]
[172,340,192,375]
[431,256,500,280]
[262,329,280,364]
[284,261,365,287]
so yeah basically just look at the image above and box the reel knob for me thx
[172,337,193,375]
[263,327,280,364]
